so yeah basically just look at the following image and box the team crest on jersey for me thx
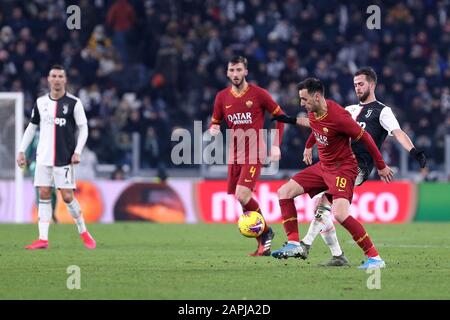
[246,100,253,108]
[323,127,329,133]
[63,104,69,114]
[365,109,373,118]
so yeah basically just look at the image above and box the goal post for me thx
[0,92,24,223]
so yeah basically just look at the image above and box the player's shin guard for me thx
[340,215,378,257]
[38,199,52,241]
[243,197,268,233]
[279,199,299,242]
[67,198,87,234]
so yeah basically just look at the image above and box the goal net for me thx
[0,92,24,222]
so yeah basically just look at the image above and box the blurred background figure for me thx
[0,0,448,180]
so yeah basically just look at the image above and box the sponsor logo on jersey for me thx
[54,117,67,126]
[313,131,328,146]
[44,115,67,127]
[246,100,253,108]
[227,112,253,125]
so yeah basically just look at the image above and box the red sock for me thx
[243,197,268,233]
[279,199,299,242]
[340,215,378,257]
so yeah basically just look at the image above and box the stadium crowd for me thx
[0,0,449,177]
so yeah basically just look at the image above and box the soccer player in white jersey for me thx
[17,65,96,249]
[274,67,426,267]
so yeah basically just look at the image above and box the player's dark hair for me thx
[354,67,377,84]
[297,78,325,95]
[228,56,248,69]
[49,64,65,74]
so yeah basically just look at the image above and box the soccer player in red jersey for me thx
[209,56,286,256]
[271,78,393,269]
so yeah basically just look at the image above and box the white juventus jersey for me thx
[344,100,401,170]
[31,92,87,166]
[345,102,400,137]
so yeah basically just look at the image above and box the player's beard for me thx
[358,89,370,103]
[231,77,244,89]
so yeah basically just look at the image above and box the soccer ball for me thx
[238,211,266,238]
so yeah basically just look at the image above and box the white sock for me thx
[67,199,87,234]
[38,199,52,241]
[302,204,331,245]
[302,219,322,246]
[320,210,343,256]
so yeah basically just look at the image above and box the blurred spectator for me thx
[0,0,447,177]
[77,146,98,180]
[106,0,136,64]
[111,165,125,180]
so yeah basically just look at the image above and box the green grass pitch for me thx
[1,222,449,299]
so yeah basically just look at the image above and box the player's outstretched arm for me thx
[271,115,310,127]
[392,129,427,168]
[296,117,310,127]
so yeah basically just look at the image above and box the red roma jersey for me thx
[212,84,283,164]
[308,99,365,169]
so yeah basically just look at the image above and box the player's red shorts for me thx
[291,161,358,202]
[227,164,262,194]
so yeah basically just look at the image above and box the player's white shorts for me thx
[34,164,76,189]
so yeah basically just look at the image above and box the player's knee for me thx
[39,187,52,200]
[235,190,251,205]
[61,192,74,204]
[332,200,349,223]
[277,184,295,199]
[333,211,348,223]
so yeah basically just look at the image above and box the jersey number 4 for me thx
[249,166,257,178]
